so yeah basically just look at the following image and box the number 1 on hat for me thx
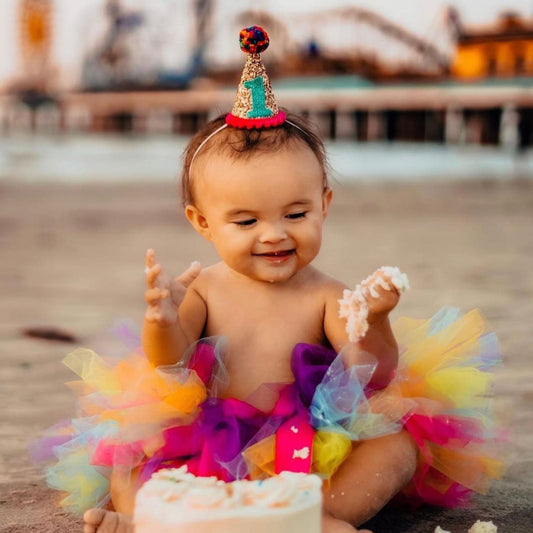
[244,76,274,119]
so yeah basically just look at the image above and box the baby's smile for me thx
[253,249,296,263]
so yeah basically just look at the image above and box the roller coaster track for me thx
[322,6,450,71]
[238,6,450,73]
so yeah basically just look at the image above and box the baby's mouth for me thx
[254,249,295,260]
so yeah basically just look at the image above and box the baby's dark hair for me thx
[180,112,329,207]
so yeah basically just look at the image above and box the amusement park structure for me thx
[11,0,55,110]
[80,2,457,88]
[2,0,533,148]
[13,0,459,93]
[80,0,214,90]
[252,6,452,79]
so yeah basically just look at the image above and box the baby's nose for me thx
[259,222,288,243]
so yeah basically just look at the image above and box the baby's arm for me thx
[324,268,408,388]
[142,248,206,367]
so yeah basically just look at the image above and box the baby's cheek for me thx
[300,230,322,257]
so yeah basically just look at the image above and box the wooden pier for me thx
[1,81,532,147]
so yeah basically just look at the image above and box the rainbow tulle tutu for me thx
[32,307,504,515]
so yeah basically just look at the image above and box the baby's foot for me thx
[322,513,372,533]
[83,509,133,533]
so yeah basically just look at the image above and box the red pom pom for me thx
[239,26,269,54]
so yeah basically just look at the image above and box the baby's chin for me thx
[251,265,314,285]
[223,252,318,284]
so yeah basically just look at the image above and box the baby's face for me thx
[186,140,331,284]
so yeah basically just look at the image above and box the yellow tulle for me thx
[426,367,491,410]
[64,348,122,396]
[311,430,352,477]
[395,309,487,375]
[395,310,495,409]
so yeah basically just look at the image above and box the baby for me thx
[74,26,501,533]
[83,113,418,533]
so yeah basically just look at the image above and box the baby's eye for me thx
[286,212,307,220]
[234,218,257,227]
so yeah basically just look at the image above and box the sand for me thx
[1,178,532,532]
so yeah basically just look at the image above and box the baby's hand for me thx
[144,248,201,326]
[339,266,409,342]
[359,268,404,324]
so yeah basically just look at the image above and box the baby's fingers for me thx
[145,263,162,288]
[145,287,169,305]
[175,261,202,289]
[145,248,156,269]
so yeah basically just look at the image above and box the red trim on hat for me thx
[225,111,286,129]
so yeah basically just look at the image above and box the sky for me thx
[0,0,532,90]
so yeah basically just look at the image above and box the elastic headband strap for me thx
[189,120,308,168]
[285,120,308,136]
[189,123,228,167]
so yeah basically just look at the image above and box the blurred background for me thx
[1,3,533,531]
[0,0,532,181]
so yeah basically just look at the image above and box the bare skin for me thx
[83,144,418,532]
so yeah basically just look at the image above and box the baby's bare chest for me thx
[205,286,325,344]
[203,285,328,399]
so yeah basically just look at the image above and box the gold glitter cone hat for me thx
[225,26,286,129]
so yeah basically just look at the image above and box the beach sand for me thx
[1,179,532,532]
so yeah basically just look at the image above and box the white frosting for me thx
[134,467,322,533]
[467,521,498,533]
[338,286,370,342]
[379,266,410,293]
[338,266,409,342]
[435,521,498,533]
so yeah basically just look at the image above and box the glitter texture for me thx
[231,54,279,119]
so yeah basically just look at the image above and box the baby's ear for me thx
[322,187,333,218]
[185,205,212,241]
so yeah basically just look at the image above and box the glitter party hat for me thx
[226,26,286,129]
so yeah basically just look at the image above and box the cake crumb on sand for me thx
[467,521,498,533]
[434,521,497,533]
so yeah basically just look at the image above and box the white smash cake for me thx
[134,467,323,533]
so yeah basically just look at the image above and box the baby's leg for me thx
[83,466,139,533]
[322,513,371,532]
[323,430,418,530]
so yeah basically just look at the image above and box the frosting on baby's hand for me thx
[375,266,409,293]
[338,266,409,342]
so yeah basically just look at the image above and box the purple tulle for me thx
[291,343,337,407]
[137,342,339,482]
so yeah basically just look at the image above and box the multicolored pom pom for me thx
[227,24,284,129]
[239,26,269,54]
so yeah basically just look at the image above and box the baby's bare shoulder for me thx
[188,262,225,297]
[306,268,349,302]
